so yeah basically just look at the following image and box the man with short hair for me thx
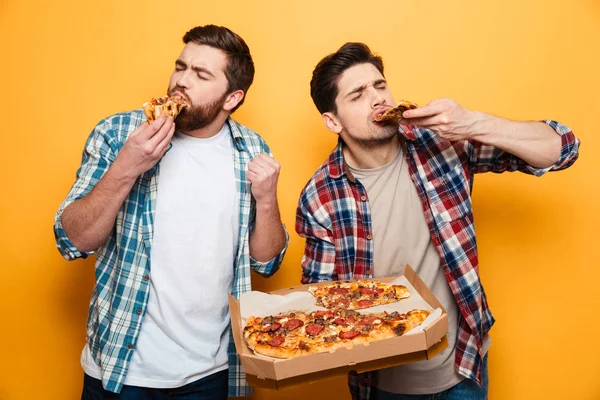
[296,42,579,399]
[54,25,288,399]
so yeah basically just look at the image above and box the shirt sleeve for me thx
[295,191,337,284]
[249,226,289,277]
[53,119,117,260]
[467,120,580,176]
[248,138,289,277]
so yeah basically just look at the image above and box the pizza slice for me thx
[142,95,189,123]
[308,280,411,310]
[373,100,418,122]
[242,308,431,359]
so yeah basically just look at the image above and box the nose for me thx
[369,88,386,109]
[175,70,190,89]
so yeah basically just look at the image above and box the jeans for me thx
[81,369,228,400]
[370,355,488,400]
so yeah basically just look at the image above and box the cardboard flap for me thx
[403,265,446,313]
[228,293,248,356]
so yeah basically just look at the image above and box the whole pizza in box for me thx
[243,280,431,359]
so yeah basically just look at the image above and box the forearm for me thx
[61,159,137,252]
[470,112,562,169]
[249,199,286,262]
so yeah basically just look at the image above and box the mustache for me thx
[168,86,191,104]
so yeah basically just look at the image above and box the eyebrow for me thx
[175,59,215,78]
[345,79,387,98]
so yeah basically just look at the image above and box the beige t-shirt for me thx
[348,146,489,394]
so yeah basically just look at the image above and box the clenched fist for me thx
[247,153,280,205]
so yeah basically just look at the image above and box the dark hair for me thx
[183,25,254,112]
[310,42,384,114]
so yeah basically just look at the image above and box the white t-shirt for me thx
[82,123,239,388]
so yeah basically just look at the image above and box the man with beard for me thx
[54,25,288,399]
[296,43,579,400]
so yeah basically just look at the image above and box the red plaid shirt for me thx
[295,121,579,399]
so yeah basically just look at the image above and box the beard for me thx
[351,122,399,149]
[168,88,227,132]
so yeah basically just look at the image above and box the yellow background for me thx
[1,0,598,399]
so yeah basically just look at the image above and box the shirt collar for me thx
[326,129,410,183]
[226,117,248,152]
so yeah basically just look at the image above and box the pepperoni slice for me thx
[263,323,281,332]
[334,297,351,307]
[268,335,285,347]
[356,316,379,326]
[357,299,374,308]
[314,310,334,319]
[339,330,361,339]
[359,287,376,296]
[333,318,348,326]
[329,287,349,295]
[283,319,304,331]
[305,323,324,336]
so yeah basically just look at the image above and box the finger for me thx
[251,154,279,173]
[140,115,168,139]
[148,116,174,148]
[400,116,439,127]
[256,153,280,169]
[154,122,176,156]
[247,161,267,175]
[129,122,150,138]
[402,103,445,119]
[246,170,259,182]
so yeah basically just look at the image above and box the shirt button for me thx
[143,275,149,281]
[136,308,142,315]
[366,234,373,240]
[366,269,372,275]
[127,344,134,349]
[360,196,367,201]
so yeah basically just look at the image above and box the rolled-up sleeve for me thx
[295,193,336,284]
[54,120,115,260]
[467,120,580,176]
[249,225,289,277]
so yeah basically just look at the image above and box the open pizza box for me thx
[228,264,449,390]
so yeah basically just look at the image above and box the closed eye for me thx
[175,60,186,71]
[374,80,387,90]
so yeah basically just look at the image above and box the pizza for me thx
[373,100,418,122]
[244,308,430,359]
[308,280,411,310]
[142,95,189,123]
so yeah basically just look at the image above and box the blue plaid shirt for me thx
[54,110,288,396]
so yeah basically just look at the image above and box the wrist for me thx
[469,111,509,144]
[255,196,278,212]
[109,157,141,185]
